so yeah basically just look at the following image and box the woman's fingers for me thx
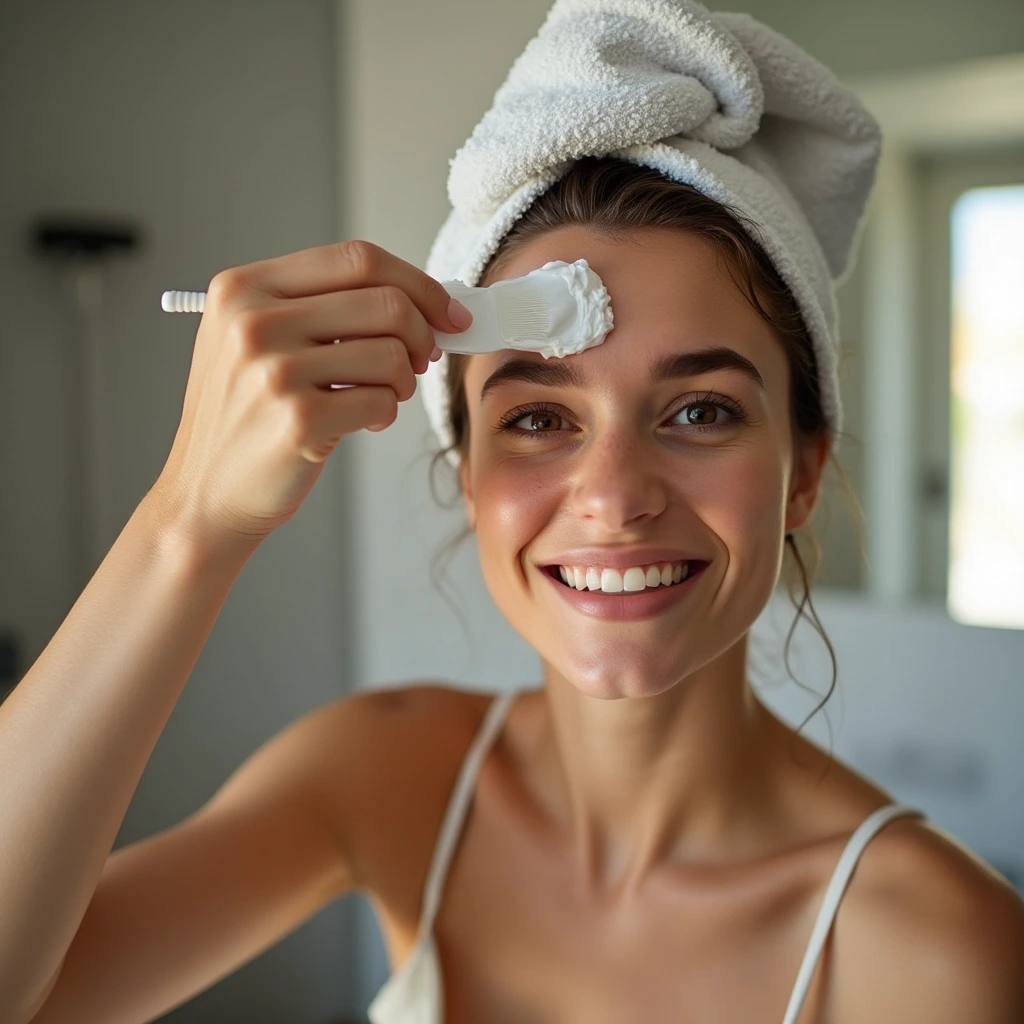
[236,239,471,335]
[256,338,418,403]
[295,385,400,462]
[245,286,438,374]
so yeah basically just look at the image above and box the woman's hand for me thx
[150,239,471,557]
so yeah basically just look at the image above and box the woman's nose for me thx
[568,430,668,530]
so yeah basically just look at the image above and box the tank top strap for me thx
[779,802,927,1024]
[416,687,522,937]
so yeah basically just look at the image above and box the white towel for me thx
[421,0,882,461]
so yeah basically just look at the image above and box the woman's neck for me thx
[532,634,797,899]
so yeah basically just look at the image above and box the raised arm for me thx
[0,240,471,1022]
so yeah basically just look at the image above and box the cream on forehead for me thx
[432,258,614,359]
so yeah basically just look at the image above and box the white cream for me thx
[435,258,613,358]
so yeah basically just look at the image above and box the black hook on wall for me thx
[30,216,142,259]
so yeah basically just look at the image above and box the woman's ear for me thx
[784,432,830,534]
[459,456,477,531]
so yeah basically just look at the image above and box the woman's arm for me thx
[0,492,257,1020]
[1,238,468,1022]
[24,688,355,1024]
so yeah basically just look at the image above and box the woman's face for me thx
[459,226,826,699]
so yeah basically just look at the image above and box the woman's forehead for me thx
[486,224,719,286]
[468,226,784,393]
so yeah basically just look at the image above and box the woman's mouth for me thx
[540,559,709,621]
[551,559,699,593]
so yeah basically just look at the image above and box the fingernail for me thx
[429,344,443,362]
[447,297,473,330]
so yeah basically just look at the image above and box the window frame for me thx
[846,54,1024,607]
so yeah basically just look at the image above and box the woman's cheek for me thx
[709,457,789,594]
[473,459,563,604]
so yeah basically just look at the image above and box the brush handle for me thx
[158,285,506,358]
[157,284,505,348]
[159,284,509,356]
[160,290,206,313]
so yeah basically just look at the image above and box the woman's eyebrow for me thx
[650,348,765,391]
[479,357,583,400]
[479,346,765,401]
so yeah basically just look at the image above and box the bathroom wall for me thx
[0,2,358,1021]
[732,0,1024,77]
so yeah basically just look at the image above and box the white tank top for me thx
[367,687,925,1024]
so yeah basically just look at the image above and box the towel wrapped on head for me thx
[420,0,882,462]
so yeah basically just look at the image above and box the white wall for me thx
[724,0,1024,77]
[755,591,1024,889]
[0,2,359,1021]
[340,4,552,690]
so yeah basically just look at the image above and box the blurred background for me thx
[1,0,1022,1020]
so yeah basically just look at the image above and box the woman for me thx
[3,4,1023,1024]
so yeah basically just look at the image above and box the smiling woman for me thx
[370,133,1024,1024]
[432,157,843,721]
[362,148,1024,1024]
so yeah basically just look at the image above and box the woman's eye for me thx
[495,394,745,438]
[512,410,563,432]
[670,400,736,430]
[494,403,574,438]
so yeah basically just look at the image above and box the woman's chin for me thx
[554,655,691,700]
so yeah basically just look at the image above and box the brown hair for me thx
[429,156,864,751]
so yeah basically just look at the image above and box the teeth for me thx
[600,568,623,592]
[622,567,646,592]
[554,560,697,594]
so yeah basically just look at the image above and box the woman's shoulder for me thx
[319,681,497,763]
[312,680,497,757]
[361,680,497,720]
[831,810,1024,1022]
[308,683,502,903]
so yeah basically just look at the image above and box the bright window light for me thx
[948,184,1024,629]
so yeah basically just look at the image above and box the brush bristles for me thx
[496,289,551,339]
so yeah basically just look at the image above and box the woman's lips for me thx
[541,561,708,621]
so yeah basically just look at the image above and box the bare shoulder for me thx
[834,814,1024,1023]
[310,681,493,783]
[310,683,495,891]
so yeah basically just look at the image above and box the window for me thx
[947,185,1024,627]
[918,151,1024,627]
